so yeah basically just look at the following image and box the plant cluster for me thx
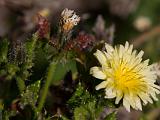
[0,8,160,120]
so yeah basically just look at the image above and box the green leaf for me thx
[104,112,116,120]
[14,34,38,92]
[25,34,38,69]
[67,83,91,109]
[6,64,19,80]
[74,105,89,120]
[20,80,41,108]
[15,76,26,92]
[69,83,115,120]
[74,100,97,120]
[67,60,78,80]
[0,39,9,63]
[52,59,77,85]
[53,61,68,83]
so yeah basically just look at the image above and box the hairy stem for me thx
[36,61,57,113]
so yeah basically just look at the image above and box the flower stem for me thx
[36,61,57,113]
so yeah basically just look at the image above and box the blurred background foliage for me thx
[0,0,160,120]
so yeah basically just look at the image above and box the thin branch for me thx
[130,25,160,47]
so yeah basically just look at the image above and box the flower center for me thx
[113,61,147,93]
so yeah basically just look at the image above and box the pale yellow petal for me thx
[105,43,114,54]
[95,81,108,90]
[94,50,107,66]
[123,95,131,112]
[90,66,106,79]
[150,91,158,101]
[127,44,133,54]
[105,88,116,98]
[134,96,142,111]
[119,45,125,58]
[115,90,123,104]
[137,50,144,58]
[125,41,129,51]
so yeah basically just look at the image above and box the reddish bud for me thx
[64,32,95,51]
[36,14,50,39]
[75,32,95,50]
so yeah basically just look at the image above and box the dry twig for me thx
[130,25,160,47]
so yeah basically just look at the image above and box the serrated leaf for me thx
[74,100,97,120]
[69,83,115,120]
[20,80,41,108]
[6,64,19,80]
[16,76,26,92]
[74,105,89,120]
[25,34,38,69]
[67,83,91,109]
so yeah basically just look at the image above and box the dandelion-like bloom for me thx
[60,8,80,32]
[90,42,160,112]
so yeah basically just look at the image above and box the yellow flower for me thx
[60,8,80,32]
[90,42,160,112]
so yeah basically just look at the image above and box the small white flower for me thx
[60,8,80,32]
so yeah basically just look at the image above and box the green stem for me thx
[36,61,57,113]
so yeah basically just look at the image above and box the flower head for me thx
[90,42,160,112]
[60,8,80,32]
